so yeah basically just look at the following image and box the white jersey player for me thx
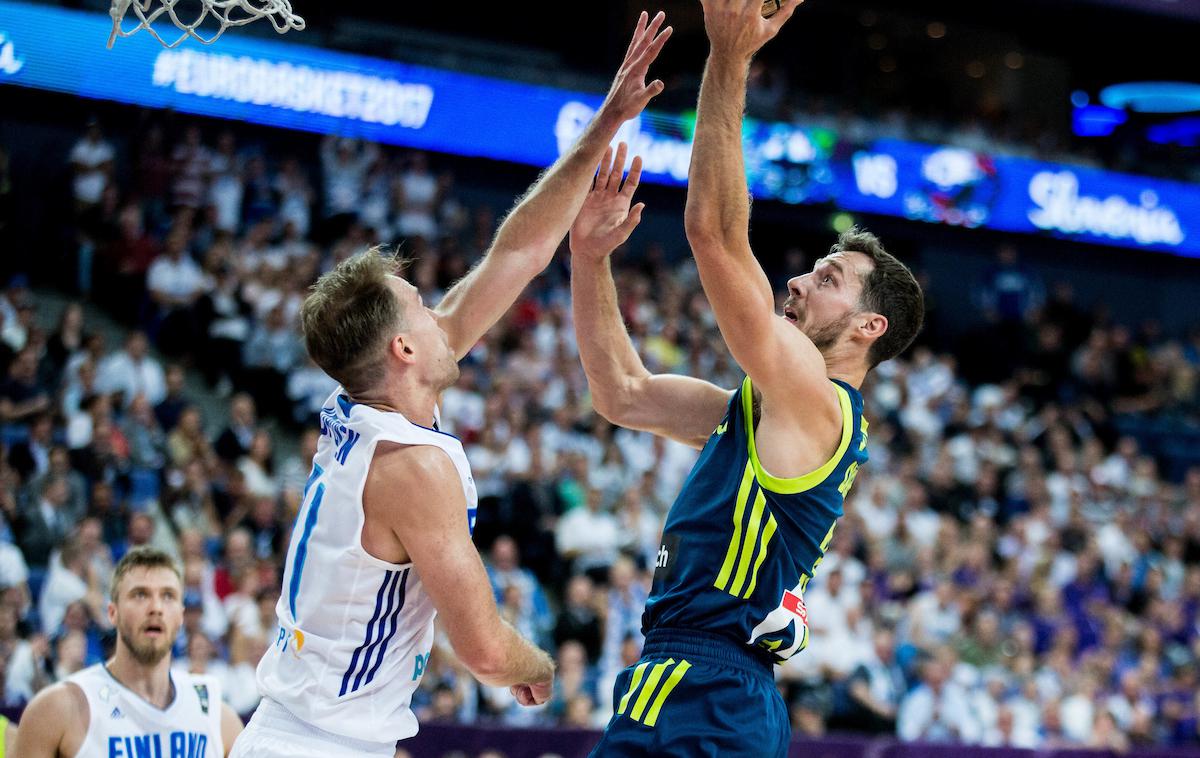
[15,547,243,758]
[231,12,673,757]
[252,390,477,744]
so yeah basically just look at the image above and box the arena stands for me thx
[1,76,1199,758]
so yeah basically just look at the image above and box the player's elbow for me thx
[683,206,723,247]
[589,379,642,429]
[517,243,559,273]
[589,390,625,427]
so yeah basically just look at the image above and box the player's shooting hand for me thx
[700,0,801,62]
[570,143,644,263]
[599,11,673,125]
[510,679,553,707]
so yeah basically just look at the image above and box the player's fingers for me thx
[596,146,615,191]
[768,0,802,29]
[645,11,666,41]
[608,143,629,191]
[621,156,644,197]
[631,11,666,62]
[622,11,648,62]
[638,79,666,111]
[621,203,646,235]
[630,25,673,75]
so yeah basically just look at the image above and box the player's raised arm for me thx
[435,11,673,360]
[683,0,837,413]
[569,144,732,450]
[367,443,555,701]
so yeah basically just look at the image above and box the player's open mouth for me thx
[784,308,799,322]
[143,624,164,636]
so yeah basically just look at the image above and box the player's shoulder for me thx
[18,679,90,741]
[751,373,843,428]
[27,678,89,713]
[371,440,458,483]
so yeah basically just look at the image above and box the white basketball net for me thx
[107,0,305,48]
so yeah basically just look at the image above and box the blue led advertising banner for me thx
[0,0,1197,257]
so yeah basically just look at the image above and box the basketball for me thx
[762,0,783,18]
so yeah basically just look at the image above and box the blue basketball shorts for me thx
[589,628,790,758]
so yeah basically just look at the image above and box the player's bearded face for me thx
[784,294,856,352]
[112,568,184,666]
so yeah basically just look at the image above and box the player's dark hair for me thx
[831,227,924,368]
[301,249,409,396]
[110,547,182,600]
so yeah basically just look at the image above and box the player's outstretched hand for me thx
[700,0,801,62]
[570,142,645,263]
[599,10,673,125]
[510,679,552,707]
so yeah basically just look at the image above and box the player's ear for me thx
[858,312,887,341]
[392,334,417,364]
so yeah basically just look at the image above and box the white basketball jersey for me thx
[67,663,224,758]
[256,390,477,743]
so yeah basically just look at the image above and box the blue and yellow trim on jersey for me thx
[642,374,869,664]
[742,375,855,495]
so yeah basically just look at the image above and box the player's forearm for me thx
[684,53,777,324]
[684,54,753,248]
[471,620,555,687]
[489,109,626,265]
[570,257,650,420]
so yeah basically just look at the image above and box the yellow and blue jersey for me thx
[643,375,868,663]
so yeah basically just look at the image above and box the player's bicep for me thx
[372,446,502,664]
[612,374,733,449]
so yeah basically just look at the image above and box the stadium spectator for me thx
[68,119,114,214]
[146,230,209,356]
[0,347,50,424]
[95,330,166,408]
[215,392,257,464]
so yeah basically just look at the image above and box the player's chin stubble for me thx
[806,313,854,353]
[119,630,172,666]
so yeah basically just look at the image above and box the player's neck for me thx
[351,379,439,427]
[107,650,175,709]
[821,348,867,390]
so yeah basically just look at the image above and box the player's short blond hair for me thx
[301,249,409,395]
[109,547,182,600]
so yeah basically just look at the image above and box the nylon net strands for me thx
[107,0,305,48]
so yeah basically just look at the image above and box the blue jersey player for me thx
[568,3,925,754]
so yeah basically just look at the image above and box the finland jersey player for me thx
[248,389,476,749]
[13,548,243,758]
[567,3,925,753]
[233,13,674,757]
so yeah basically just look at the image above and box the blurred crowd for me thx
[0,115,1197,755]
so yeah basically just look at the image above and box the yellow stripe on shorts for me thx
[616,661,650,716]
[643,660,692,727]
[629,658,675,722]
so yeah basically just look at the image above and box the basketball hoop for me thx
[107,0,305,49]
